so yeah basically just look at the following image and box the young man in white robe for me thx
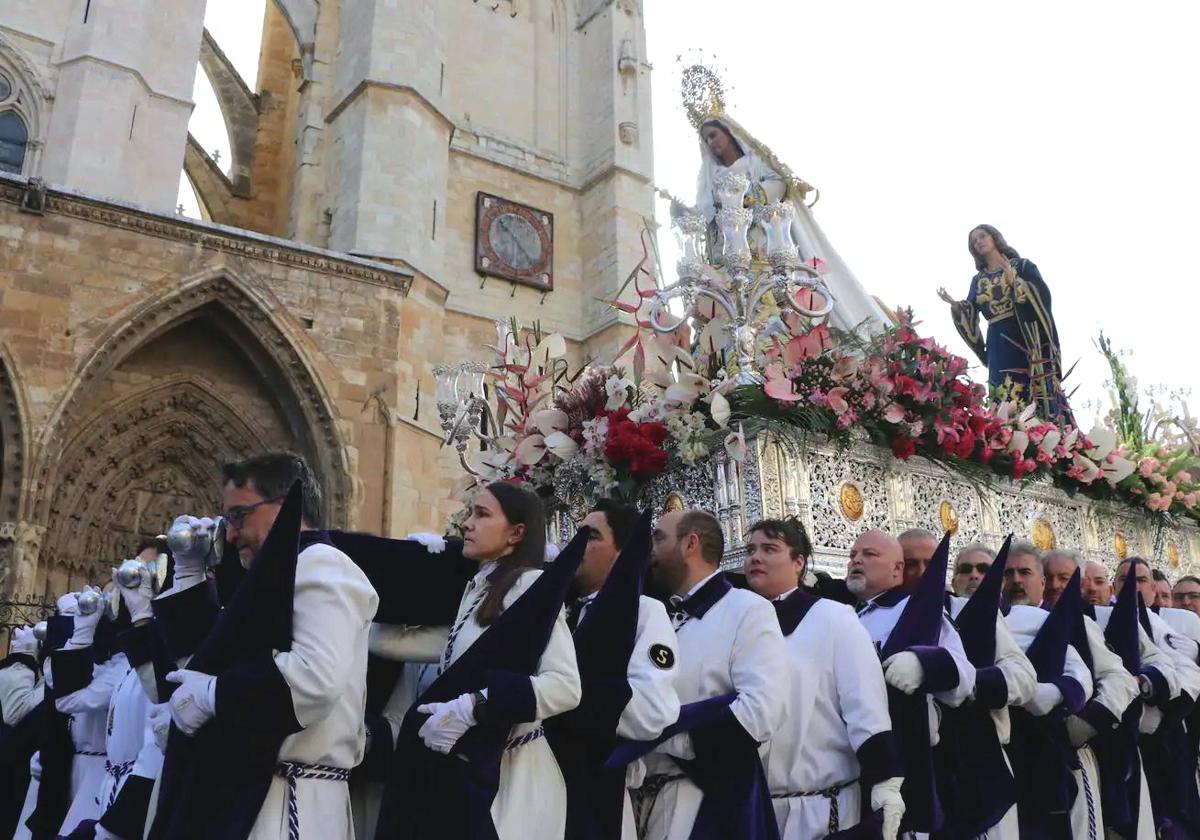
[630,508,788,840]
[544,502,680,840]
[742,518,905,840]
[846,530,975,837]
[149,451,379,840]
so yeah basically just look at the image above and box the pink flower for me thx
[1139,457,1160,478]
[1012,458,1039,479]
[883,403,906,424]
[765,368,802,403]
[827,387,851,415]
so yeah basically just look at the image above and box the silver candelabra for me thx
[651,171,835,383]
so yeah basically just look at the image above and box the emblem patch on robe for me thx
[649,644,675,670]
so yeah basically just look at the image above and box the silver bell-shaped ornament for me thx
[32,621,47,642]
[165,516,225,567]
[76,589,103,616]
[115,558,149,589]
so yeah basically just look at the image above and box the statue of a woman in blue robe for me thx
[938,225,1070,422]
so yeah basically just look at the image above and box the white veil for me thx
[694,117,887,334]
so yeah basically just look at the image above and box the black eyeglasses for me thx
[224,494,286,528]
[956,562,991,575]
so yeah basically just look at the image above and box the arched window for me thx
[0,111,27,174]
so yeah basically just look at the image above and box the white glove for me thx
[405,532,447,554]
[114,565,155,623]
[544,544,561,562]
[882,651,924,695]
[1140,704,1163,735]
[416,693,477,753]
[10,625,38,656]
[165,669,217,735]
[28,750,40,780]
[148,703,172,751]
[625,758,647,790]
[1066,714,1098,747]
[94,824,122,840]
[65,587,104,649]
[658,732,695,760]
[170,515,217,586]
[1022,682,1064,717]
[55,592,79,616]
[871,776,906,840]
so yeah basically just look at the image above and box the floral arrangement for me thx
[463,282,1200,524]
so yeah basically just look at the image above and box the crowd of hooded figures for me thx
[3,449,1200,840]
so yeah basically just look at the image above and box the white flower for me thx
[1085,427,1117,460]
[709,391,731,428]
[515,435,547,466]
[1008,430,1030,455]
[544,431,579,459]
[605,375,632,411]
[1039,429,1061,457]
[532,408,568,436]
[1103,455,1136,485]
[724,423,747,462]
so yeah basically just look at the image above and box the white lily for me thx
[1085,427,1117,460]
[532,332,567,363]
[531,408,568,436]
[1072,454,1101,483]
[1039,430,1061,456]
[514,435,547,466]
[724,423,747,462]
[709,391,731,428]
[664,372,708,404]
[1103,455,1136,485]
[544,431,579,459]
[1008,429,1030,455]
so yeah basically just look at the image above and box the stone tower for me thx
[0,0,655,596]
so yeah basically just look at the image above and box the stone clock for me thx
[474,192,554,291]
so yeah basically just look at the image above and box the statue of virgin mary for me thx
[691,102,888,335]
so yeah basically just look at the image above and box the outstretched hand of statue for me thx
[936,287,961,306]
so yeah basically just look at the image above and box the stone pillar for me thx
[38,0,206,211]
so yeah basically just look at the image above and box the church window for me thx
[0,111,27,174]
[0,74,11,102]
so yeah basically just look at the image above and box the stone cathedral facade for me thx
[0,0,653,596]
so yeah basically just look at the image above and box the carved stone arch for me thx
[0,343,30,525]
[31,269,354,538]
[0,32,52,175]
[198,29,259,196]
[40,376,271,578]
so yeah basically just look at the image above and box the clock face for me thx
[475,193,554,290]
[488,213,543,271]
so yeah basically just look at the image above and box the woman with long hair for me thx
[371,481,582,840]
[939,225,1070,421]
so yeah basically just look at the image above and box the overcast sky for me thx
[184,1,1200,431]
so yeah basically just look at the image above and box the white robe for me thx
[1,657,44,840]
[763,595,893,840]
[639,574,789,840]
[55,653,128,833]
[370,563,582,840]
[90,665,165,825]
[12,659,52,840]
[574,595,682,840]
[1088,606,1177,840]
[246,541,379,840]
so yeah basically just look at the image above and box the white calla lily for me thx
[1085,427,1117,460]
[533,333,567,363]
[1039,430,1061,456]
[1103,455,1136,485]
[532,409,568,435]
[710,391,731,428]
[1008,430,1030,455]
[544,431,579,459]
[1072,454,1101,483]
[514,435,547,466]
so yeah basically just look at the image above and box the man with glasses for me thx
[1173,576,1200,617]
[152,451,379,840]
[950,543,996,597]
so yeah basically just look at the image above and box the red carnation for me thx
[891,435,917,460]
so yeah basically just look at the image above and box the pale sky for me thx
[184,1,1200,431]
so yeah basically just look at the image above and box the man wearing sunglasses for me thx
[1173,576,1200,617]
[950,544,996,597]
[154,451,379,840]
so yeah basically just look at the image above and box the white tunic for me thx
[247,541,379,840]
[0,658,44,726]
[55,653,128,832]
[640,573,789,840]
[370,562,582,840]
[763,594,892,840]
